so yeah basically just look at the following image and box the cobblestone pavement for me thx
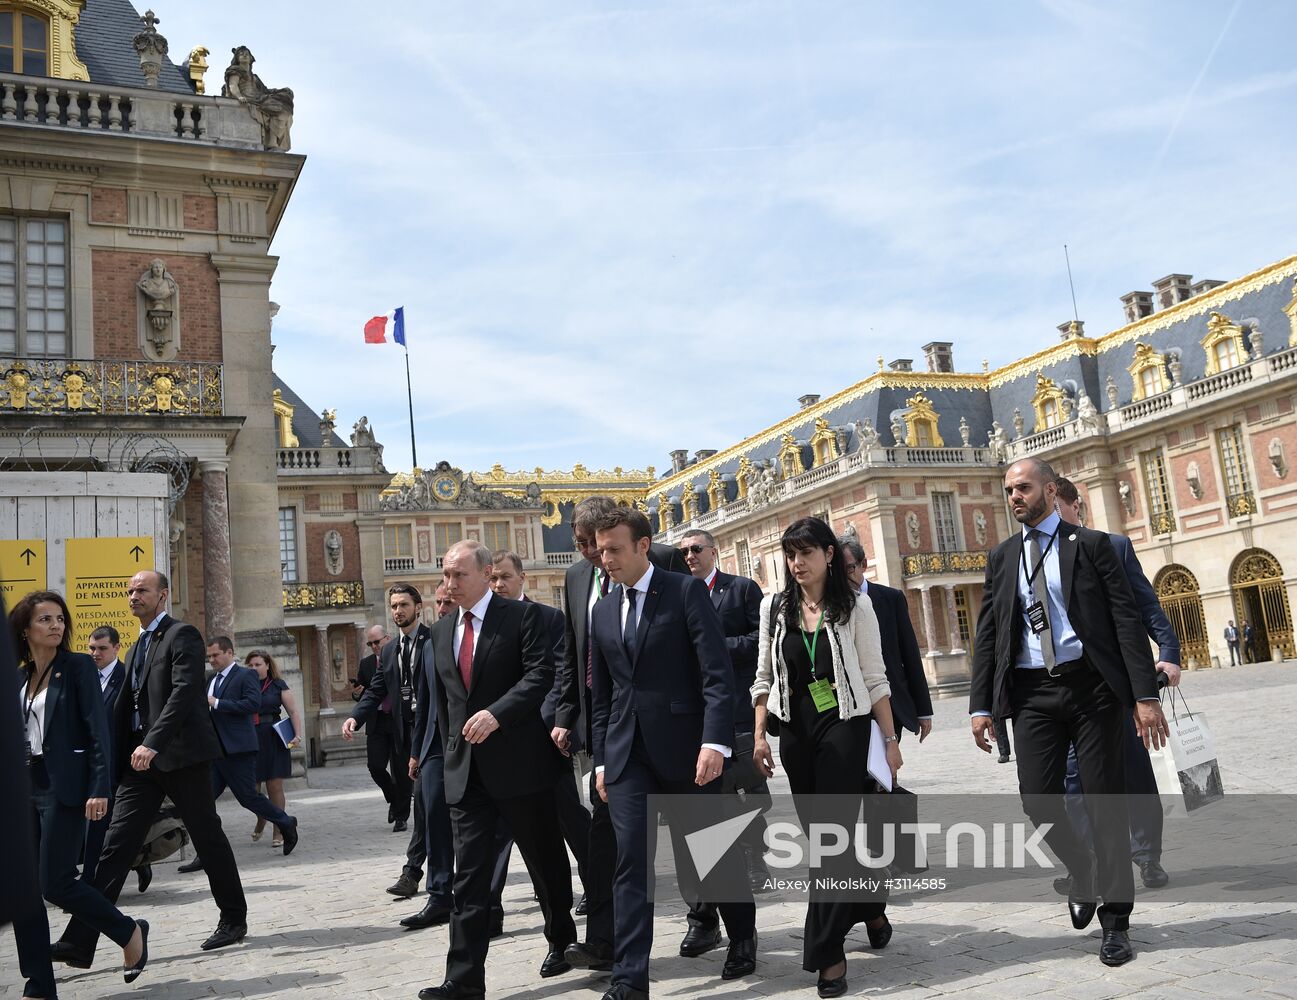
[4,660,1295,999]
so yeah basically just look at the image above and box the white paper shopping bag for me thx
[1149,690,1224,815]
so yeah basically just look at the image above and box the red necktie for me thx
[586,571,611,688]
[458,611,475,689]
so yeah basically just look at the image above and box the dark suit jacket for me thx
[119,615,222,773]
[1101,530,1180,665]
[0,601,40,927]
[99,660,126,785]
[407,623,445,765]
[528,597,579,752]
[590,567,734,785]
[969,524,1158,721]
[354,651,378,700]
[207,664,262,756]
[557,543,687,743]
[432,594,563,804]
[866,583,933,734]
[708,570,762,731]
[351,626,426,752]
[32,650,113,808]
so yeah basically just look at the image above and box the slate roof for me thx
[273,375,348,449]
[649,253,1297,514]
[75,0,194,95]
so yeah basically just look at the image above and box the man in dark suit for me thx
[54,570,249,964]
[345,584,452,912]
[1223,621,1240,664]
[590,507,756,1000]
[1054,476,1181,890]
[677,528,771,899]
[355,624,404,820]
[418,541,576,1000]
[840,538,934,743]
[1242,621,1256,662]
[82,626,154,892]
[969,459,1169,967]
[558,495,690,970]
[347,608,412,833]
[176,636,297,873]
[490,550,591,904]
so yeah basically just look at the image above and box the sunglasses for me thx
[679,544,711,555]
[365,639,384,647]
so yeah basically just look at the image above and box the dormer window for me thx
[0,9,50,78]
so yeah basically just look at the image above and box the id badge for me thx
[1025,601,1050,635]
[400,685,413,701]
[807,677,838,714]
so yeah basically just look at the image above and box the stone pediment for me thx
[380,461,541,511]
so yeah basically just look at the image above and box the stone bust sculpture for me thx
[222,46,294,150]
[137,259,179,358]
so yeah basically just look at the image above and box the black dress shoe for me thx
[387,873,420,897]
[565,939,614,970]
[388,803,396,824]
[1099,928,1133,966]
[721,934,756,980]
[280,817,299,857]
[177,856,204,874]
[817,973,847,998]
[400,900,451,929]
[1139,860,1169,888]
[418,980,485,999]
[600,984,649,1000]
[200,921,248,951]
[997,754,1011,764]
[679,924,722,957]
[574,892,589,915]
[1068,869,1098,929]
[50,941,93,969]
[123,919,149,983]
[135,863,152,894]
[489,916,504,939]
[866,915,893,949]
[540,945,573,978]
[393,818,409,832]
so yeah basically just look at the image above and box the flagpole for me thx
[403,345,418,469]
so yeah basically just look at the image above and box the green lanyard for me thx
[800,610,826,673]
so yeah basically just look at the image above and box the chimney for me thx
[1120,291,1154,324]
[888,358,913,373]
[1191,278,1224,297]
[694,449,718,462]
[921,341,954,373]
[669,449,689,475]
[1056,320,1085,341]
[1151,274,1194,310]
[797,394,821,409]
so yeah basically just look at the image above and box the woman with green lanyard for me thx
[751,517,903,998]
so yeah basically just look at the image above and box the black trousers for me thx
[404,752,456,906]
[367,710,412,821]
[211,751,294,829]
[584,762,617,948]
[61,758,247,959]
[1011,666,1133,930]
[778,691,887,973]
[1064,714,1163,864]
[81,793,112,884]
[494,758,591,900]
[605,731,757,993]
[444,769,576,993]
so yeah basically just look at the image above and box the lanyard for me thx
[1020,526,1060,590]
[23,659,56,730]
[800,610,826,672]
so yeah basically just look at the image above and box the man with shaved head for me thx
[969,458,1168,967]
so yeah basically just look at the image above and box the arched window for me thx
[1031,374,1068,429]
[1140,366,1160,399]
[1041,397,1060,429]
[1214,338,1238,371]
[1201,311,1247,376]
[0,8,50,77]
[1127,342,1168,401]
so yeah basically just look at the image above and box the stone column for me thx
[918,586,937,654]
[200,460,235,638]
[314,624,333,712]
[354,621,369,664]
[944,585,964,652]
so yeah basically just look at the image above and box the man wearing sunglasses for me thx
[354,625,401,822]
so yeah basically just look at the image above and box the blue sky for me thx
[159,1,1297,475]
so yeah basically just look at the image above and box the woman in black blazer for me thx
[10,591,148,991]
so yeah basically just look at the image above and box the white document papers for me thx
[867,719,893,791]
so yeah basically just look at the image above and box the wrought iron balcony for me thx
[1149,511,1176,535]
[0,358,223,416]
[901,550,989,578]
[282,580,366,610]
[1226,491,1258,517]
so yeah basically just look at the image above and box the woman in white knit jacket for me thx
[751,516,903,999]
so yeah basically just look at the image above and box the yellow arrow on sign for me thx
[0,539,47,608]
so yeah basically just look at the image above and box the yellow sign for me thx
[0,539,47,609]
[66,537,155,654]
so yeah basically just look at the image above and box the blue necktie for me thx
[214,671,227,701]
[623,587,638,659]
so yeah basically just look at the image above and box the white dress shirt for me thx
[99,661,119,693]
[208,661,239,709]
[454,590,494,662]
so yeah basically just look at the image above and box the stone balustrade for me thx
[1,71,264,147]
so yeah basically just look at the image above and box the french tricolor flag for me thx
[364,306,406,346]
